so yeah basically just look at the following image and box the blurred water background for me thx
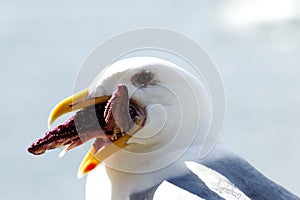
[0,0,299,199]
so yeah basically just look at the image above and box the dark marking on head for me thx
[131,70,155,88]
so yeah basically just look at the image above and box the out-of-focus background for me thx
[0,0,299,199]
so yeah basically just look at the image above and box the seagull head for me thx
[28,57,212,177]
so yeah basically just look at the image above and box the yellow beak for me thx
[48,89,133,178]
[48,89,109,128]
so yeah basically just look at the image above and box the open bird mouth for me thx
[28,85,146,177]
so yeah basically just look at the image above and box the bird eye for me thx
[131,70,155,88]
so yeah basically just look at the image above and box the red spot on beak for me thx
[83,162,98,174]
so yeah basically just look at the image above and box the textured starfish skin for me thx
[28,85,140,155]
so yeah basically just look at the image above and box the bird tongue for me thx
[27,85,134,156]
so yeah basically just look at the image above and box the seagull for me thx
[28,57,299,200]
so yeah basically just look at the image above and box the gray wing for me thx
[130,161,249,200]
[130,172,226,200]
[130,173,223,200]
[130,156,299,200]
[205,155,300,200]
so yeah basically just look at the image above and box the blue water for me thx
[0,1,299,199]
